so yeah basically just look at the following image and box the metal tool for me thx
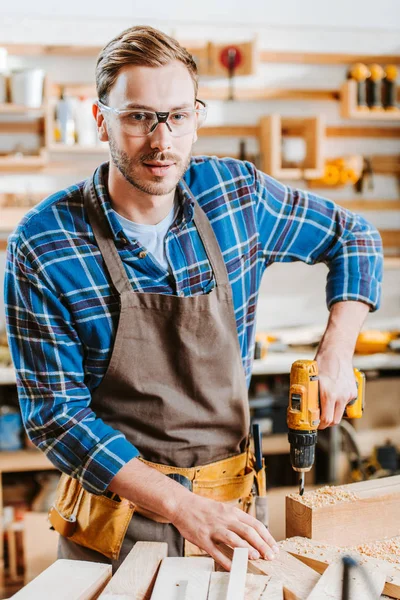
[366,63,385,110]
[252,423,269,528]
[383,65,399,111]
[348,63,370,110]
[287,360,365,496]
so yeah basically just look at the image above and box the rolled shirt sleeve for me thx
[4,234,139,495]
[253,165,383,311]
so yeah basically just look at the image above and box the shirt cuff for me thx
[326,276,381,313]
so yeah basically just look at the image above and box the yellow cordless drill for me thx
[287,360,365,495]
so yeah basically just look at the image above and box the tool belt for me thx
[48,451,266,560]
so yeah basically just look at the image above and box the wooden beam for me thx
[286,476,400,547]
[258,50,400,66]
[306,559,385,600]
[98,541,167,599]
[0,121,44,135]
[3,43,102,57]
[381,230,400,248]
[325,126,400,139]
[199,87,339,102]
[12,559,111,599]
[337,200,400,211]
[150,557,214,600]
[217,545,320,600]
[280,537,400,599]
[4,43,400,65]
[200,125,400,140]
[371,154,400,174]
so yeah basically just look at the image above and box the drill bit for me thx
[299,472,305,496]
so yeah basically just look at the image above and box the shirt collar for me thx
[91,161,196,241]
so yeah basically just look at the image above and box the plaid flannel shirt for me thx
[4,157,383,493]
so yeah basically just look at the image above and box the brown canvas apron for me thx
[58,174,251,568]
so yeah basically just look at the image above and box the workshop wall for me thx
[0,0,399,331]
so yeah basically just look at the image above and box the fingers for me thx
[207,544,232,571]
[229,521,276,560]
[239,511,279,552]
[221,531,260,560]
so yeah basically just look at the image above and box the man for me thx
[4,26,382,571]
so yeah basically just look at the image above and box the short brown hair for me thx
[96,25,198,103]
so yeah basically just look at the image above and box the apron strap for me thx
[83,178,132,296]
[83,174,232,296]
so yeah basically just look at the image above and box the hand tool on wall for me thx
[383,64,399,111]
[252,423,269,528]
[219,45,243,100]
[348,63,370,110]
[287,360,365,496]
[366,63,385,111]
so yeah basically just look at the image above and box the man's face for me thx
[98,61,198,197]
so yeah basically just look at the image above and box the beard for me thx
[108,134,192,196]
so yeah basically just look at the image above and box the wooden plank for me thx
[280,537,400,599]
[258,50,400,66]
[286,476,400,547]
[337,200,400,211]
[380,230,400,248]
[199,125,400,139]
[99,542,167,599]
[306,559,385,600]
[226,548,248,600]
[208,572,273,600]
[217,545,320,600]
[23,512,58,584]
[326,126,400,138]
[260,576,283,599]
[198,87,339,102]
[149,557,214,600]
[12,559,111,599]
[371,154,400,174]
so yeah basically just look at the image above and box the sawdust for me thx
[287,485,359,508]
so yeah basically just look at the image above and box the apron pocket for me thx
[192,469,254,503]
[49,474,135,561]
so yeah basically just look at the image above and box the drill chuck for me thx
[288,429,317,472]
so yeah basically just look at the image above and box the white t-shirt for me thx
[112,200,177,272]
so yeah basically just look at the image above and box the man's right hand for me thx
[109,456,278,570]
[170,493,279,571]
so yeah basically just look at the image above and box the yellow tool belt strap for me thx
[138,451,258,503]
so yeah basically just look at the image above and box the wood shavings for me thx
[287,485,359,508]
[355,537,400,565]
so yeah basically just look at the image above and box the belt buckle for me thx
[167,473,192,492]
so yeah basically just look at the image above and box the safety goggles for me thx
[97,99,207,138]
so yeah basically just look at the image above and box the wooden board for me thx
[149,557,214,600]
[217,545,320,600]
[280,537,400,599]
[23,511,58,584]
[260,576,284,599]
[306,559,385,600]
[12,559,111,599]
[286,476,400,546]
[208,572,275,600]
[226,548,248,600]
[99,542,167,599]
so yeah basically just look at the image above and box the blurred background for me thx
[0,1,399,595]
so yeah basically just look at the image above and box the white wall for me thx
[1,1,399,332]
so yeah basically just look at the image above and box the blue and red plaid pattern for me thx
[4,157,383,493]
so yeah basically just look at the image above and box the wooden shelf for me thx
[0,103,45,115]
[4,43,400,66]
[199,86,339,102]
[341,80,400,121]
[0,449,55,473]
[48,143,108,154]
[0,151,47,170]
